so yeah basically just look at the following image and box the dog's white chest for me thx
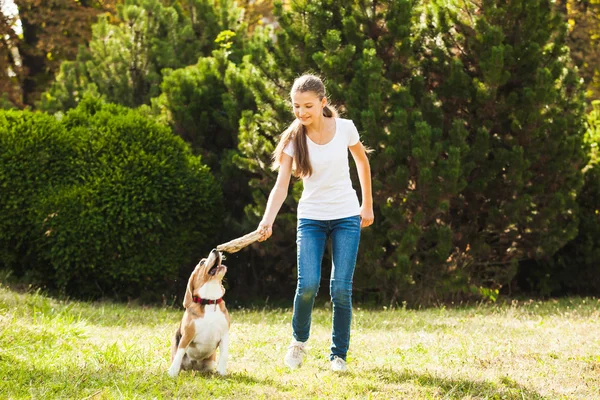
[187,308,228,359]
[193,308,228,341]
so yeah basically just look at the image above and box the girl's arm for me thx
[349,142,374,228]
[257,153,294,241]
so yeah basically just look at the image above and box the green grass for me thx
[1,284,599,399]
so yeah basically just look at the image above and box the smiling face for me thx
[292,90,327,126]
[183,249,227,308]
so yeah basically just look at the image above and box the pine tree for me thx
[524,100,599,295]
[426,0,587,299]
[40,0,247,112]
[238,0,457,304]
[147,32,294,295]
[236,0,588,304]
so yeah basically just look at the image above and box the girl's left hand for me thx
[360,205,374,228]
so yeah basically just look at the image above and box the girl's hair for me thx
[272,74,338,178]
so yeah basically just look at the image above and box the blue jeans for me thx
[292,215,361,361]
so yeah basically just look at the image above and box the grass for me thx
[1,284,599,399]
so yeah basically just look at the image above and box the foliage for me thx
[153,50,246,164]
[149,40,295,296]
[0,93,18,110]
[0,8,23,108]
[0,98,222,299]
[0,110,80,276]
[238,0,275,32]
[521,101,600,295]
[422,0,588,300]
[555,0,600,101]
[8,0,597,302]
[39,0,248,113]
[0,0,117,107]
[233,0,588,305]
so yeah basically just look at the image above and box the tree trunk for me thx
[15,3,46,106]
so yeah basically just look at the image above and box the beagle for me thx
[168,249,230,377]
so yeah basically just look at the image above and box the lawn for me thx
[1,284,599,399]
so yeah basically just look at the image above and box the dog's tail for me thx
[171,324,182,362]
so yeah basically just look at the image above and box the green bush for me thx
[236,0,588,304]
[555,165,600,294]
[148,49,296,299]
[520,101,600,295]
[0,98,222,299]
[39,0,248,113]
[0,110,80,276]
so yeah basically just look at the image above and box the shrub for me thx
[0,110,80,276]
[237,0,588,304]
[39,0,248,113]
[519,100,600,295]
[0,98,222,299]
[149,48,294,299]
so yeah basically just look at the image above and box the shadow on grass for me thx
[180,369,286,389]
[357,367,545,399]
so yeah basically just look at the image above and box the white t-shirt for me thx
[283,117,361,220]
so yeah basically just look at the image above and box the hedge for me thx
[0,98,222,299]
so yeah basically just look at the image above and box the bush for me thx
[237,0,588,305]
[148,48,297,299]
[0,98,222,299]
[39,0,248,113]
[0,110,80,276]
[519,101,600,295]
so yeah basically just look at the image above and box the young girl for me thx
[257,74,374,372]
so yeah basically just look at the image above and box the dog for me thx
[168,249,230,377]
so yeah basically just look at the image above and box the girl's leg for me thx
[329,215,361,361]
[292,218,327,342]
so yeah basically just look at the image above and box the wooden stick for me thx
[216,229,263,253]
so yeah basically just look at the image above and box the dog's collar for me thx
[193,296,223,305]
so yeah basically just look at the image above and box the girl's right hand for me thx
[257,221,272,242]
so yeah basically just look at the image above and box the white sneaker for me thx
[330,356,347,372]
[284,340,306,369]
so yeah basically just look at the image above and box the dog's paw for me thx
[167,365,180,378]
[217,367,227,376]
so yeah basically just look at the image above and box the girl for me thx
[257,74,374,372]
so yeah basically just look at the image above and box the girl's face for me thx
[292,91,327,126]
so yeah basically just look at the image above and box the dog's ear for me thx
[183,260,204,308]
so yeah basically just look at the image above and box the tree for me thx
[0,6,22,108]
[235,0,588,304]
[0,0,117,107]
[40,0,248,112]
[555,0,600,101]
[238,0,275,32]
[148,39,294,296]
[519,100,600,295]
